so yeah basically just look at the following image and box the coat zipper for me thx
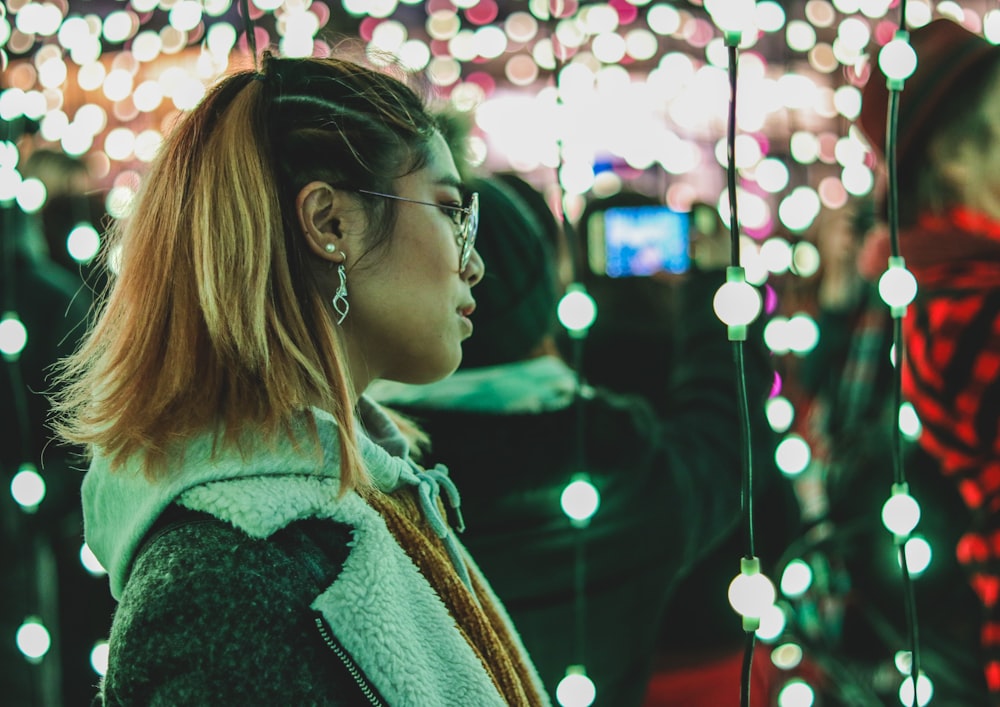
[314,616,385,707]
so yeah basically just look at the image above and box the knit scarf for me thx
[367,487,547,707]
[901,207,1000,701]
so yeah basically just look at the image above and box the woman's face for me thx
[342,132,484,392]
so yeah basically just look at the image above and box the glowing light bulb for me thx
[0,311,28,358]
[882,482,921,540]
[898,671,934,707]
[755,602,787,642]
[775,433,811,476]
[765,396,795,433]
[10,463,45,511]
[898,402,922,441]
[557,283,597,338]
[556,665,596,707]
[778,678,815,706]
[713,266,763,341]
[779,558,813,598]
[901,535,932,576]
[67,222,101,263]
[16,617,51,661]
[879,32,917,86]
[728,556,776,630]
[80,542,107,577]
[561,475,600,526]
[90,640,110,676]
[705,0,757,43]
[878,256,917,317]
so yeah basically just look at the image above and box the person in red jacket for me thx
[860,17,1000,705]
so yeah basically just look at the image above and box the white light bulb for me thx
[778,678,816,707]
[728,556,776,630]
[0,311,28,357]
[898,671,934,707]
[10,463,45,510]
[561,477,600,525]
[556,665,596,707]
[879,33,917,82]
[16,617,51,661]
[705,0,757,41]
[898,402,922,441]
[79,542,107,576]
[879,256,917,316]
[780,558,813,598]
[755,602,787,642]
[882,483,921,538]
[765,396,795,433]
[901,535,932,576]
[67,222,101,263]
[775,433,811,476]
[90,640,110,677]
[713,266,763,340]
[557,284,597,337]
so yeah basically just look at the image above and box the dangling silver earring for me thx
[332,262,349,325]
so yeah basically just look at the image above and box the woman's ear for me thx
[296,181,354,263]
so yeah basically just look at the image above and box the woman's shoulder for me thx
[104,507,366,704]
[124,506,354,615]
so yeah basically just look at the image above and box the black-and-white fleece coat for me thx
[82,397,547,706]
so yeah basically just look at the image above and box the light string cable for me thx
[725,38,759,707]
[704,3,773,704]
[879,1,922,702]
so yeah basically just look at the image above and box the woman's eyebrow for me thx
[435,175,464,192]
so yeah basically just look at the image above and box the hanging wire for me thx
[718,36,761,707]
[882,2,921,701]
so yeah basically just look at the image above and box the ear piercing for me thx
[325,243,336,253]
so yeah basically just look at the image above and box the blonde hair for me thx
[52,55,441,494]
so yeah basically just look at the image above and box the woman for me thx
[53,52,547,706]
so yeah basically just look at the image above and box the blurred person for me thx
[372,175,780,706]
[567,190,682,412]
[860,17,1000,705]
[51,52,550,705]
[0,127,94,705]
[20,148,108,288]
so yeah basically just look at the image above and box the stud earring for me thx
[324,243,336,253]
[332,262,349,325]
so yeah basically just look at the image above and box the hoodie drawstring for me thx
[409,461,475,596]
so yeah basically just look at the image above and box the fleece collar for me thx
[82,397,415,600]
[369,355,581,413]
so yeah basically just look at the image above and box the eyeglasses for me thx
[358,189,479,270]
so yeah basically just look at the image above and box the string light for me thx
[0,310,28,358]
[705,0,758,44]
[881,482,921,541]
[556,665,597,707]
[9,462,45,512]
[15,616,51,662]
[898,671,934,707]
[878,31,918,83]
[557,283,597,338]
[878,256,918,317]
[728,556,777,631]
[560,474,600,527]
[713,266,763,341]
